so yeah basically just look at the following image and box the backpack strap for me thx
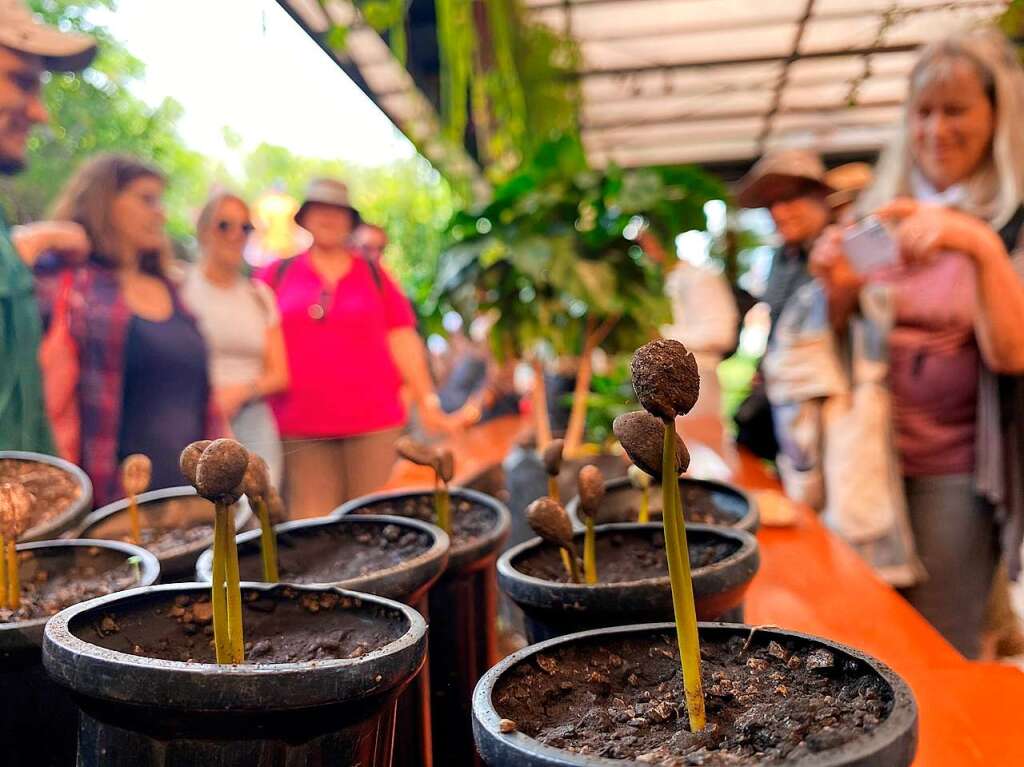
[366,256,384,293]
[267,256,296,293]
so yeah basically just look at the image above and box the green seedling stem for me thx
[211,505,231,664]
[583,517,598,584]
[662,422,706,732]
[435,477,451,534]
[224,507,245,663]
[257,498,280,582]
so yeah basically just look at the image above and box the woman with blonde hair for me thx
[812,28,1024,657]
[183,192,288,486]
[33,154,220,504]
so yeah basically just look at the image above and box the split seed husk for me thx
[630,339,700,421]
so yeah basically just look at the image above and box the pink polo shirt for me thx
[259,251,416,438]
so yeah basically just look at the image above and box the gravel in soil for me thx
[514,529,740,584]
[494,631,894,765]
[234,522,432,583]
[0,458,82,535]
[594,484,746,527]
[355,495,496,551]
[82,588,407,664]
[0,548,141,623]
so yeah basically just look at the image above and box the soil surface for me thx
[130,524,215,555]
[80,588,408,664]
[87,497,226,556]
[494,631,894,765]
[593,484,746,527]
[0,548,141,623]
[514,529,739,584]
[235,522,432,583]
[355,494,496,551]
[0,458,83,534]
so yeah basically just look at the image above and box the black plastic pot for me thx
[44,583,427,767]
[196,514,450,767]
[0,539,159,767]
[473,623,918,767]
[335,487,511,767]
[75,486,251,581]
[498,523,759,643]
[567,475,759,533]
[0,450,93,542]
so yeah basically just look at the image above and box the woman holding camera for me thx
[812,29,1024,657]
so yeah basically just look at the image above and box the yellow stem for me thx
[639,485,650,524]
[583,517,598,584]
[565,547,582,583]
[257,499,279,582]
[224,506,245,664]
[6,539,19,610]
[662,423,706,732]
[547,476,560,503]
[212,506,230,664]
[128,494,141,545]
[435,480,451,534]
[0,535,8,610]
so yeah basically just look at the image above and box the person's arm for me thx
[11,221,90,267]
[809,225,865,331]
[387,327,451,432]
[254,324,289,398]
[877,199,1024,374]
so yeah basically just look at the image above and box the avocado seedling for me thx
[627,464,652,523]
[576,465,605,584]
[526,497,581,583]
[120,453,152,545]
[396,436,454,534]
[241,455,278,582]
[619,338,705,732]
[181,439,249,664]
[0,482,32,610]
[541,438,565,503]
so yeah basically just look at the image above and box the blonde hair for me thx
[49,153,172,276]
[196,191,249,238]
[861,27,1024,229]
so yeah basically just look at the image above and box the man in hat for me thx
[736,148,834,338]
[0,0,95,451]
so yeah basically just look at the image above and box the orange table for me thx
[386,415,1024,766]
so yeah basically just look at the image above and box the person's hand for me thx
[11,221,90,267]
[417,393,457,435]
[810,225,864,293]
[875,198,996,267]
[214,383,254,420]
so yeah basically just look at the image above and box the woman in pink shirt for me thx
[261,178,452,518]
[813,29,1024,657]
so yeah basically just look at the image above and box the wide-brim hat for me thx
[735,148,835,209]
[824,162,874,210]
[0,0,97,72]
[294,178,362,227]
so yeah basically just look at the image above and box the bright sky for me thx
[97,0,416,169]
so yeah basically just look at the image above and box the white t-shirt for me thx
[181,266,280,388]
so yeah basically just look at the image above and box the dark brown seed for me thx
[436,448,455,484]
[630,339,700,420]
[576,464,605,521]
[526,497,574,549]
[120,454,152,496]
[241,454,271,501]
[541,438,565,476]
[179,440,212,486]
[613,410,689,480]
[195,439,250,502]
[395,436,438,469]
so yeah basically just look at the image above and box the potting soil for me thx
[0,458,82,532]
[358,495,496,550]
[494,631,894,764]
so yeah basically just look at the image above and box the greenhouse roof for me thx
[279,0,1009,179]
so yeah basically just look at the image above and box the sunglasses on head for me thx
[216,220,255,235]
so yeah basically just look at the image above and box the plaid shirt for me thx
[35,259,224,506]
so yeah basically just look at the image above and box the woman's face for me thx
[910,59,995,191]
[201,197,252,271]
[299,203,354,249]
[111,175,167,257]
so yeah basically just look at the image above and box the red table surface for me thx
[385,415,1024,766]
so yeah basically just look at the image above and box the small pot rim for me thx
[333,485,511,570]
[0,538,160,633]
[566,475,760,534]
[78,486,252,560]
[195,513,450,591]
[43,582,428,711]
[497,523,758,601]
[473,622,918,767]
[0,450,94,542]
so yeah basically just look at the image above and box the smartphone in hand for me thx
[841,216,899,275]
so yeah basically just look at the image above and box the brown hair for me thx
[195,191,249,239]
[49,153,170,275]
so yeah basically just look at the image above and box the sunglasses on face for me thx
[216,220,255,235]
